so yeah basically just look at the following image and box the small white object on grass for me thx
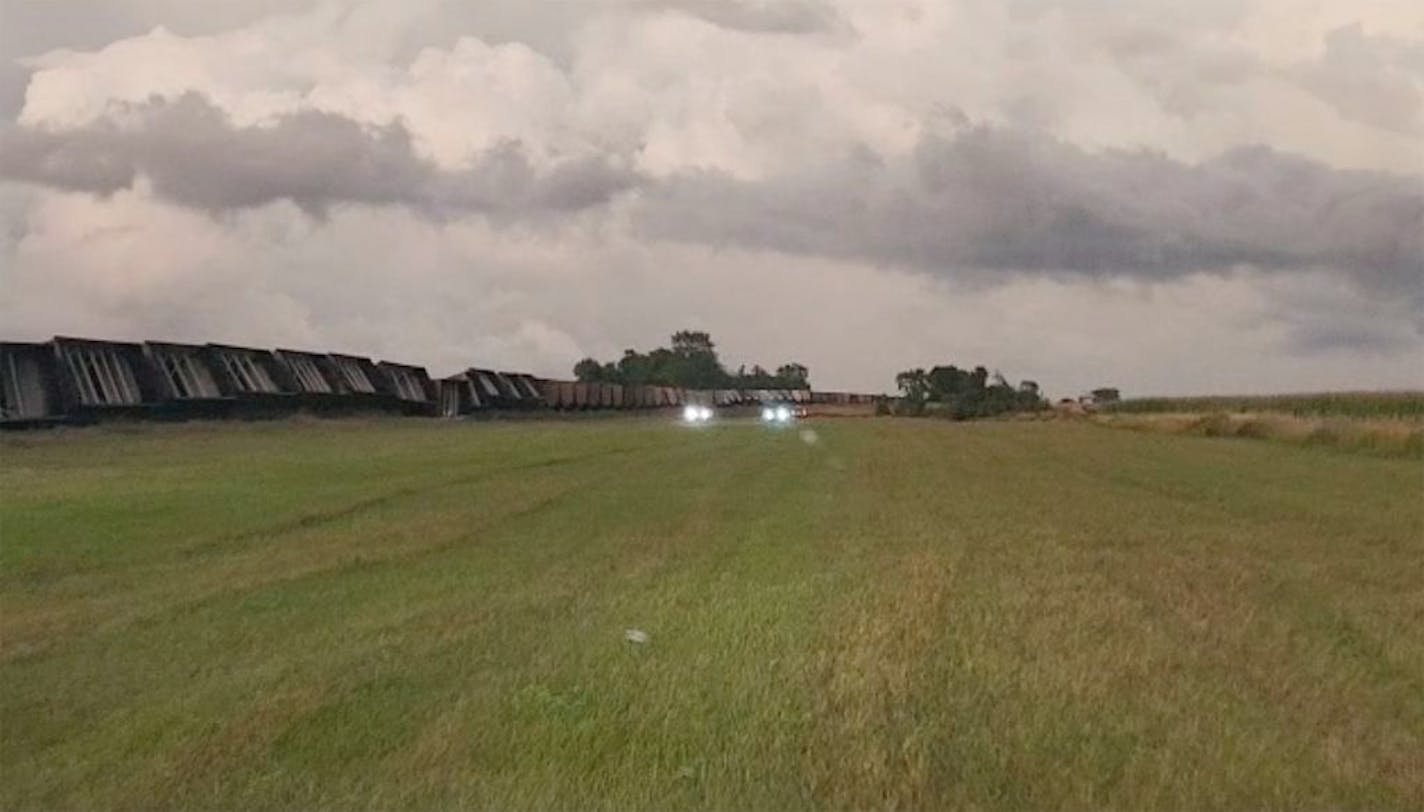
[624,628,650,644]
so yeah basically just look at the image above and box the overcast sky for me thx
[1,0,1420,396]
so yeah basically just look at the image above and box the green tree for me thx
[573,331,811,392]
[616,349,652,384]
[671,331,716,357]
[896,368,930,400]
[573,358,604,382]
[776,363,810,388]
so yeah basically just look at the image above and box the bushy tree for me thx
[776,363,809,387]
[896,368,930,400]
[901,362,1045,419]
[573,358,605,382]
[572,332,811,390]
[671,330,716,357]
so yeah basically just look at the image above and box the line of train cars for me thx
[1,336,876,429]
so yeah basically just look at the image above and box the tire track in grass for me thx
[210,443,646,545]
[0,444,649,663]
[2,434,651,584]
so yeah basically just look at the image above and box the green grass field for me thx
[2,418,1422,809]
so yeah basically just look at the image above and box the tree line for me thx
[894,364,1046,418]
[574,331,810,390]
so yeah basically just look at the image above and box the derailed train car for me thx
[376,362,438,416]
[51,337,166,419]
[1,342,65,427]
[436,373,483,417]
[502,373,546,408]
[206,343,297,412]
[143,341,233,418]
[465,369,506,408]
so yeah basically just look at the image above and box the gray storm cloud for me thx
[640,127,1423,297]
[2,92,1420,304]
[0,93,638,218]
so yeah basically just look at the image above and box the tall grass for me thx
[1104,391,1424,420]
[1094,411,1424,458]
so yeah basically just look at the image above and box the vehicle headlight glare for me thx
[762,407,775,422]
[776,406,792,422]
[683,405,699,422]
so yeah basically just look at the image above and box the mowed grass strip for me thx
[1,418,1421,809]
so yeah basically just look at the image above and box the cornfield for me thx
[1104,391,1424,420]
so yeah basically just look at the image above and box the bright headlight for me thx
[683,405,700,422]
[776,406,792,422]
[761,407,775,422]
[699,406,714,421]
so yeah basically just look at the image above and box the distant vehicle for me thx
[760,404,796,424]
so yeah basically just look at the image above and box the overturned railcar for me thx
[52,337,163,418]
[327,354,381,395]
[507,373,546,407]
[376,361,437,416]
[206,343,295,412]
[270,349,386,412]
[488,372,521,406]
[274,349,338,396]
[331,353,405,411]
[143,342,232,418]
[1,342,65,427]
[716,389,743,407]
[464,369,506,407]
[437,374,484,417]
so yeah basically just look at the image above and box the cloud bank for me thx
[6,94,1417,299]
[1,0,1421,394]
[0,93,636,218]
